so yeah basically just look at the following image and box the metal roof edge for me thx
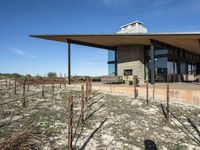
[30,32,200,37]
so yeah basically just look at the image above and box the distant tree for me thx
[26,74,32,78]
[47,72,57,78]
[12,73,23,78]
[35,74,42,79]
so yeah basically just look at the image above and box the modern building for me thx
[31,21,200,84]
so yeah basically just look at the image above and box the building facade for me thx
[31,21,200,85]
[108,21,200,84]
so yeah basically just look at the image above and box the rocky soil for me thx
[0,79,200,149]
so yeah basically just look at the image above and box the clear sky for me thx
[0,0,200,76]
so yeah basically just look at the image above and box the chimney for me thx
[117,21,148,34]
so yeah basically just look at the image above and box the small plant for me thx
[176,143,185,150]
[47,72,57,78]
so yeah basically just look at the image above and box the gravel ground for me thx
[0,79,200,150]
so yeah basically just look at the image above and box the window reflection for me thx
[108,50,116,76]
[108,64,115,76]
[145,45,200,83]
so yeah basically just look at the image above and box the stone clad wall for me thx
[117,45,145,83]
[90,84,200,106]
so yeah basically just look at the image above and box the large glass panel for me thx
[167,62,174,75]
[167,62,177,74]
[155,57,167,82]
[144,45,200,82]
[144,46,168,82]
[108,50,116,76]
[188,64,192,75]
[108,50,115,62]
[108,64,115,76]
[180,62,187,74]
[154,47,168,82]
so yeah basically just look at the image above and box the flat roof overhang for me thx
[30,33,200,54]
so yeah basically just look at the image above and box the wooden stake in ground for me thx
[42,79,44,98]
[14,77,17,94]
[166,84,170,124]
[85,80,89,104]
[68,96,73,150]
[5,77,7,88]
[8,77,11,90]
[60,73,62,89]
[134,83,137,99]
[133,76,137,99]
[64,74,67,88]
[89,79,92,98]
[90,79,92,92]
[52,78,54,93]
[88,79,91,99]
[146,79,149,105]
[22,80,26,108]
[153,84,155,99]
[27,77,30,91]
[81,85,85,123]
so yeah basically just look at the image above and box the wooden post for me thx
[153,84,155,99]
[166,84,170,124]
[64,74,67,88]
[8,77,11,90]
[23,80,26,108]
[14,77,17,94]
[52,78,54,93]
[27,77,30,91]
[133,76,137,99]
[5,77,7,87]
[88,79,91,99]
[90,79,92,92]
[68,96,73,150]
[81,85,85,123]
[42,79,44,98]
[60,73,62,89]
[146,79,149,105]
[134,83,137,99]
[85,80,88,104]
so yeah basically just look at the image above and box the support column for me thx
[177,49,181,75]
[68,41,71,85]
[115,49,118,76]
[173,48,176,82]
[150,43,155,84]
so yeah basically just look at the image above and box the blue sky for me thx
[0,0,200,76]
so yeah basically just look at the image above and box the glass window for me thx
[108,64,115,76]
[108,50,115,62]
[108,50,116,76]
[180,62,187,74]
[144,46,168,82]
[167,61,177,75]
[155,57,168,82]
[124,69,133,76]
[188,64,192,75]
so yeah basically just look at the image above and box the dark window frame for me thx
[124,69,133,76]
